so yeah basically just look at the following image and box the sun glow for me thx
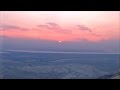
[1,11,119,42]
[58,40,62,43]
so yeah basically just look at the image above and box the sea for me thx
[0,50,119,79]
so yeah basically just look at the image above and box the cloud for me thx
[0,24,28,31]
[37,22,72,34]
[37,24,49,28]
[38,22,59,29]
[0,25,20,29]
[77,25,92,32]
[47,22,59,27]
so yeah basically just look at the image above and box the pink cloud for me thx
[1,11,119,42]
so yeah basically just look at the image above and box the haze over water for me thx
[0,11,120,79]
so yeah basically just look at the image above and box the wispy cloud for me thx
[37,24,49,28]
[37,22,72,34]
[47,22,59,27]
[77,25,92,32]
[0,24,28,31]
[0,25,20,29]
[38,22,59,29]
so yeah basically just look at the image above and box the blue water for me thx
[0,51,119,79]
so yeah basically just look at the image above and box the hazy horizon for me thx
[0,11,120,53]
[0,11,120,79]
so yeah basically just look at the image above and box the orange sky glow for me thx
[0,11,119,42]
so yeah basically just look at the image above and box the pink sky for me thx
[0,11,119,42]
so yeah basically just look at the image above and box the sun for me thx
[58,40,62,43]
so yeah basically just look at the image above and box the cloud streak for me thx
[37,24,49,28]
[47,22,59,27]
[38,22,94,34]
[37,22,72,34]
[0,24,28,31]
[77,25,92,32]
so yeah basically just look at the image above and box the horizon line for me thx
[3,49,120,54]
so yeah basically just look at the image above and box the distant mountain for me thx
[98,72,120,79]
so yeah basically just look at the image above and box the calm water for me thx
[0,51,119,79]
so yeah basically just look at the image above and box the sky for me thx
[0,11,120,53]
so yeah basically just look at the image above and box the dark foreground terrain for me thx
[0,51,119,79]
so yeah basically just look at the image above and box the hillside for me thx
[98,72,120,79]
